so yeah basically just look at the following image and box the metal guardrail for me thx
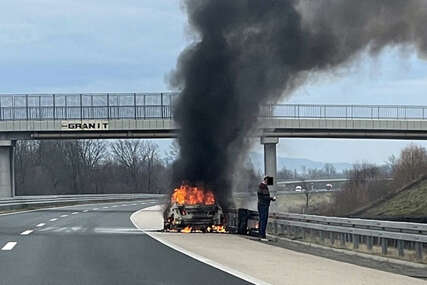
[0,93,427,121]
[268,212,427,262]
[0,194,166,212]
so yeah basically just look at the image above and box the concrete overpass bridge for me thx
[1,92,427,198]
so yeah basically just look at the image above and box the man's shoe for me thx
[260,238,268,242]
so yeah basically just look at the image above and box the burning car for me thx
[164,185,225,233]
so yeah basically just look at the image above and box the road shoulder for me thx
[131,205,426,285]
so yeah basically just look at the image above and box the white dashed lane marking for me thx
[49,218,58,222]
[60,215,68,218]
[92,208,99,210]
[83,210,89,212]
[20,230,34,236]
[103,207,109,209]
[36,223,46,227]
[1,242,17,251]
[72,212,79,215]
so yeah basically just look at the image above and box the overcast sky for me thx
[1,0,427,165]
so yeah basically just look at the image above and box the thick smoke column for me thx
[170,0,427,206]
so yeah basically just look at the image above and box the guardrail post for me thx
[381,238,388,255]
[319,230,324,243]
[397,240,404,257]
[340,233,345,247]
[330,232,335,245]
[353,234,359,249]
[367,236,373,250]
[415,242,423,260]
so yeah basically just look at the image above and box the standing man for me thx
[258,176,276,241]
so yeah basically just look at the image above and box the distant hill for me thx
[249,152,352,173]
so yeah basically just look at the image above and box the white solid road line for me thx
[36,223,46,227]
[1,242,17,251]
[60,215,68,218]
[20,230,34,236]
[130,207,271,285]
[49,218,58,222]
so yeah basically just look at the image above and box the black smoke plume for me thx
[170,0,427,206]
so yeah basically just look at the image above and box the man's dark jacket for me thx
[258,183,271,205]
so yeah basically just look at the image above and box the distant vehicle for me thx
[326,184,333,190]
[295,186,302,192]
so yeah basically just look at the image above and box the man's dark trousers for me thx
[258,202,269,238]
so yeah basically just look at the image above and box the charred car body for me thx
[164,185,225,232]
[164,203,224,231]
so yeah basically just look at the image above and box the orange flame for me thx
[171,185,216,205]
[181,226,192,233]
[212,225,226,233]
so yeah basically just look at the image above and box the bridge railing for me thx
[0,93,178,120]
[263,104,427,120]
[1,93,427,121]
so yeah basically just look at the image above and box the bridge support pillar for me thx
[261,137,279,187]
[0,141,15,198]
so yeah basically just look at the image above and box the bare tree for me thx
[15,141,39,194]
[15,139,169,195]
[79,140,106,170]
[141,141,160,193]
[391,144,427,187]
[277,166,294,180]
[79,140,107,193]
[332,163,389,216]
[323,163,337,178]
[111,140,143,192]
[164,140,179,165]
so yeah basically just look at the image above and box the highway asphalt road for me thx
[0,200,251,285]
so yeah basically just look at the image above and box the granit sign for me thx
[61,120,109,131]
